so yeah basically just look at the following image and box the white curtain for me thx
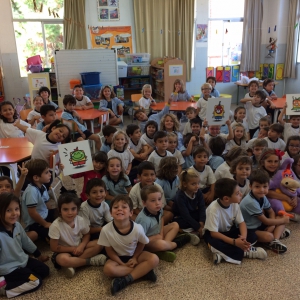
[240,0,263,72]
[284,0,300,78]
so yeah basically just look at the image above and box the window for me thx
[11,0,64,77]
[208,0,244,67]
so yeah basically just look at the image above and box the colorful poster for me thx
[196,24,208,42]
[89,26,132,57]
[206,67,214,78]
[98,0,120,21]
[263,64,269,78]
[206,97,231,126]
[276,63,284,80]
[216,66,224,82]
[223,66,231,83]
[32,78,47,88]
[169,65,183,76]
[285,94,300,116]
[231,65,240,82]
[268,63,274,78]
[58,141,93,176]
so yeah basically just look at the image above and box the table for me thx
[0,137,33,188]
[273,97,286,121]
[56,109,109,135]
[153,102,197,111]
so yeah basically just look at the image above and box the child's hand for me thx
[281,216,290,224]
[125,169,130,175]
[18,162,28,177]
[167,98,172,105]
[44,222,52,229]
[38,254,49,262]
[139,153,147,160]
[284,102,287,108]
[13,119,21,127]
[235,237,250,251]
[203,192,214,205]
[77,106,83,110]
[118,106,124,114]
[190,136,197,143]
[59,163,65,170]
[73,244,85,256]
[202,119,208,127]
[225,119,231,126]
[270,103,276,109]
[126,257,138,268]
[198,225,204,237]
[80,132,86,139]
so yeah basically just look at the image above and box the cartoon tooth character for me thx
[69,147,87,167]
[212,101,225,121]
[291,97,300,112]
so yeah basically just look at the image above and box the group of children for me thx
[0,76,299,297]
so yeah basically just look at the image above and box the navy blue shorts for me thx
[119,256,133,263]
[74,130,93,140]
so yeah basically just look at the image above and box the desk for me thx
[57,109,109,135]
[0,137,33,188]
[273,97,286,121]
[153,102,197,111]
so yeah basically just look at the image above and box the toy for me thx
[268,158,300,221]
[266,37,277,58]
[278,210,294,218]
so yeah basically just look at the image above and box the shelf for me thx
[152,65,164,69]
[119,75,150,79]
[124,87,144,90]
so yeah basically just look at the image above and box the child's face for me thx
[249,83,258,94]
[167,137,177,151]
[37,168,52,184]
[43,111,57,124]
[4,201,20,227]
[235,109,246,121]
[253,95,263,106]
[33,97,44,110]
[208,125,221,136]
[50,126,69,143]
[234,163,251,180]
[136,111,147,121]
[0,104,15,121]
[111,200,132,221]
[114,134,126,149]
[103,88,112,99]
[265,82,274,92]
[74,87,84,98]
[290,116,300,127]
[130,129,141,141]
[164,116,174,131]
[60,202,78,224]
[175,82,182,91]
[202,87,211,98]
[65,102,76,111]
[186,111,196,120]
[183,177,200,194]
[253,146,264,158]
[258,129,267,138]
[0,180,13,194]
[227,185,242,204]
[287,139,300,156]
[143,88,152,98]
[138,169,156,186]
[40,91,49,102]
[234,127,244,140]
[250,181,269,199]
[207,79,216,88]
[155,137,168,151]
[143,192,163,214]
[191,124,201,135]
[259,120,269,128]
[105,133,114,144]
[268,129,280,140]
[93,160,106,172]
[107,159,122,176]
[146,125,156,137]
[194,152,209,168]
[263,154,279,173]
[88,186,106,206]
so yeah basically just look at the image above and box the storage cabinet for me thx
[151,58,186,102]
[118,75,151,99]
[27,72,58,108]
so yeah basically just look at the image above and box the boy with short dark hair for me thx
[180,133,199,169]
[62,95,101,150]
[135,185,199,262]
[251,139,268,169]
[73,84,93,110]
[100,125,117,153]
[79,178,112,240]
[36,104,57,131]
[190,118,202,137]
[98,195,159,295]
[204,178,267,265]
[240,169,290,254]
[38,86,62,112]
[264,123,286,150]
[147,131,173,172]
[27,96,44,126]
[183,107,200,135]
[208,136,225,171]
[21,159,54,241]
[206,76,220,97]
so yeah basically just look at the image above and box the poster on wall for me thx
[206,97,231,126]
[32,78,47,88]
[285,94,300,116]
[89,26,132,57]
[98,0,120,21]
[169,65,183,76]
[58,141,93,176]
[196,24,208,42]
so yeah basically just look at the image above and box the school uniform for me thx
[107,148,134,172]
[45,100,58,109]
[27,109,43,123]
[204,133,228,145]
[245,102,267,135]
[0,119,30,138]
[99,97,124,117]
[100,140,112,153]
[214,161,233,181]
[36,121,46,131]
[147,150,173,172]
[141,133,155,148]
[155,176,180,203]
[75,95,92,107]
[209,155,224,172]
[138,96,155,115]
[190,165,216,191]
[102,174,131,198]
[224,138,247,155]
[283,123,300,143]
[231,120,249,134]
[169,149,185,166]
[179,146,194,170]
[264,137,286,151]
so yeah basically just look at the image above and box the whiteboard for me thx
[54,49,118,97]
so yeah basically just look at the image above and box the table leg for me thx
[236,85,240,105]
[274,108,279,123]
[90,120,94,133]
[0,164,17,188]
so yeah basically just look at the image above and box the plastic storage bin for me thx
[69,79,81,89]
[117,61,128,78]
[127,64,150,76]
[28,65,43,73]
[125,53,150,65]
[80,72,101,85]
[82,84,102,100]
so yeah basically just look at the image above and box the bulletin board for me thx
[89,26,132,58]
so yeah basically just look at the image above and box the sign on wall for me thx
[98,0,120,21]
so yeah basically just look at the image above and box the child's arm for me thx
[50,238,76,253]
[125,163,132,175]
[27,115,40,126]
[226,119,234,140]
[13,119,29,133]
[200,119,208,139]
[178,164,182,176]
[257,210,289,226]
[278,103,287,125]
[267,190,293,203]
[73,232,90,256]
[240,98,252,104]
[72,110,84,125]
[28,207,51,228]
[105,246,127,265]
[14,163,28,198]
[85,101,94,109]
[182,136,196,157]
[125,185,132,194]
[203,183,215,205]
[127,242,145,268]
[105,191,116,201]
[266,99,276,109]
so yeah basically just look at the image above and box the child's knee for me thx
[171,221,179,231]
[56,255,71,267]
[103,263,114,277]
[263,231,274,242]
[149,253,159,267]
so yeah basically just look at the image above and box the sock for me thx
[125,274,133,283]
[86,258,91,265]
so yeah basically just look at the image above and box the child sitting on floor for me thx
[100,125,117,153]
[264,123,286,151]
[180,133,199,170]
[167,132,185,175]
[27,96,44,126]
[141,120,158,149]
[182,107,200,135]
[208,136,225,171]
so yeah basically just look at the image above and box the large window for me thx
[208,0,244,67]
[11,0,64,77]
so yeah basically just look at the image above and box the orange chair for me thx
[19,108,32,121]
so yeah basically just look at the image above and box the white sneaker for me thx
[90,254,107,266]
[244,246,267,259]
[64,267,75,278]
[267,239,287,254]
[188,233,200,246]
[292,213,300,222]
[280,228,291,239]
[213,253,222,264]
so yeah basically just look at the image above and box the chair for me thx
[19,108,32,121]
[49,150,62,203]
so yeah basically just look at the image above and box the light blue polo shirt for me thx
[102,174,131,197]
[155,176,179,202]
[180,145,194,169]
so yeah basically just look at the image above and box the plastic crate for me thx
[82,84,102,100]
[70,79,81,89]
[80,72,101,85]
[125,53,150,65]
[127,64,150,76]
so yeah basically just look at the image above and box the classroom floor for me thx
[9,113,300,300]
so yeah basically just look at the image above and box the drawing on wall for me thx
[32,78,47,88]
[196,24,208,42]
[58,141,94,176]
[206,97,231,125]
[286,94,300,115]
[98,0,120,21]
[169,65,183,76]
